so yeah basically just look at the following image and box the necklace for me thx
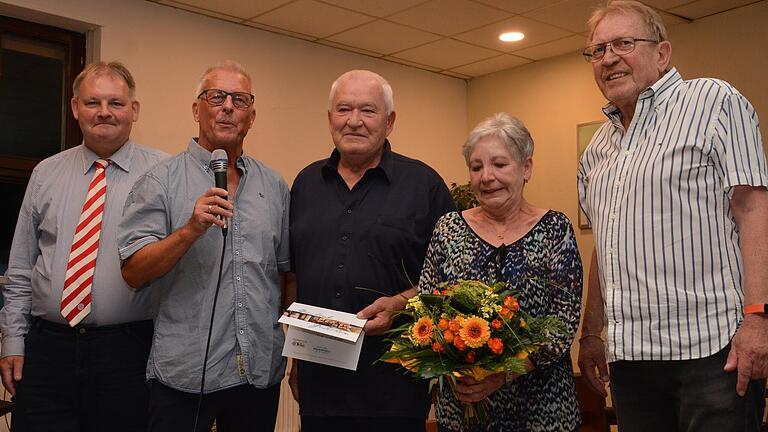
[489,223,508,241]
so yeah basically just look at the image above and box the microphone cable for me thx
[192,227,227,432]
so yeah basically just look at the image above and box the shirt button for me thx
[235,251,240,255]
[239,329,244,335]
[236,276,241,281]
[238,302,243,307]
[346,209,352,214]
[77,303,85,311]
[337,264,344,270]
[335,291,341,297]
[79,328,86,335]
[341,235,348,241]
[615,180,622,187]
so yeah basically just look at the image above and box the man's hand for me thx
[357,294,408,336]
[288,364,299,402]
[0,355,24,396]
[186,187,233,237]
[724,314,768,396]
[577,335,609,397]
[454,373,506,403]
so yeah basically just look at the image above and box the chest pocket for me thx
[365,215,417,266]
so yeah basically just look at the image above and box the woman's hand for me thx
[454,372,506,403]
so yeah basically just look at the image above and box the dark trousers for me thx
[301,416,426,432]
[610,343,766,432]
[13,318,153,432]
[147,380,280,432]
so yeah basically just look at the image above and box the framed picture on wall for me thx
[576,121,603,230]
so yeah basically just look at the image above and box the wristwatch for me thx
[744,304,768,315]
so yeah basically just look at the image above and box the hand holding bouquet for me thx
[380,279,565,427]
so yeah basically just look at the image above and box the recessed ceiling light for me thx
[499,32,525,42]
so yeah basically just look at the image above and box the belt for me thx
[32,317,153,335]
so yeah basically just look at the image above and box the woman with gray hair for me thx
[419,113,583,431]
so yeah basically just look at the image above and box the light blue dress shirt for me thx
[118,139,290,392]
[1,141,167,356]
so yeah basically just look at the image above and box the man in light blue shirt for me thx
[0,61,166,431]
[118,60,289,432]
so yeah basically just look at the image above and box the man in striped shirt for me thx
[577,1,767,431]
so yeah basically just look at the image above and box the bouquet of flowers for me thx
[380,279,565,426]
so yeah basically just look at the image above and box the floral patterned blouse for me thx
[419,210,583,431]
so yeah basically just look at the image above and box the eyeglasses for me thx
[582,37,658,62]
[197,89,255,110]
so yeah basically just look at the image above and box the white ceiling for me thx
[147,0,760,79]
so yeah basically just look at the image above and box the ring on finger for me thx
[208,205,212,212]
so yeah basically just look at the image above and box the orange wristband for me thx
[744,304,768,315]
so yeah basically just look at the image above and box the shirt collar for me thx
[322,139,393,183]
[188,138,248,174]
[602,67,682,123]
[79,139,134,174]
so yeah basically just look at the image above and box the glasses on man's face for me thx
[582,37,658,62]
[197,89,255,110]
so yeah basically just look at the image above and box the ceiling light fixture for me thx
[499,32,525,42]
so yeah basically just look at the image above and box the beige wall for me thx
[0,0,469,185]
[468,1,768,366]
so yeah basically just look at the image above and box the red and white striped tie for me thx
[61,159,109,326]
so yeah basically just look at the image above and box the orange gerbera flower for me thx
[443,329,455,343]
[459,316,491,348]
[464,350,476,363]
[437,318,449,330]
[431,341,445,353]
[487,337,504,355]
[411,317,434,346]
[499,306,512,319]
[491,319,503,330]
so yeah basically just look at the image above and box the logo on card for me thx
[292,339,306,347]
[313,345,330,354]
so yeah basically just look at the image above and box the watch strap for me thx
[744,304,768,315]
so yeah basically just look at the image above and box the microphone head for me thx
[210,149,228,173]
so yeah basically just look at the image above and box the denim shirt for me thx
[118,139,290,392]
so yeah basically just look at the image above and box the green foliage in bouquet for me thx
[449,182,478,211]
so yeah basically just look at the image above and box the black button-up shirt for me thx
[290,140,455,418]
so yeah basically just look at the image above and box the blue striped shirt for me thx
[578,68,768,361]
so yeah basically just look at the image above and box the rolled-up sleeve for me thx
[117,172,170,262]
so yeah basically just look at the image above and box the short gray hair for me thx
[73,61,136,100]
[195,60,253,98]
[587,0,668,43]
[328,70,394,115]
[463,113,534,165]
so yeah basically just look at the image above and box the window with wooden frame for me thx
[0,15,85,274]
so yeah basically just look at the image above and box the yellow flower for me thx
[459,316,490,348]
[410,317,434,346]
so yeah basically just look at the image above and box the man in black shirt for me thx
[288,69,456,431]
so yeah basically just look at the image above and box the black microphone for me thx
[209,149,228,237]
